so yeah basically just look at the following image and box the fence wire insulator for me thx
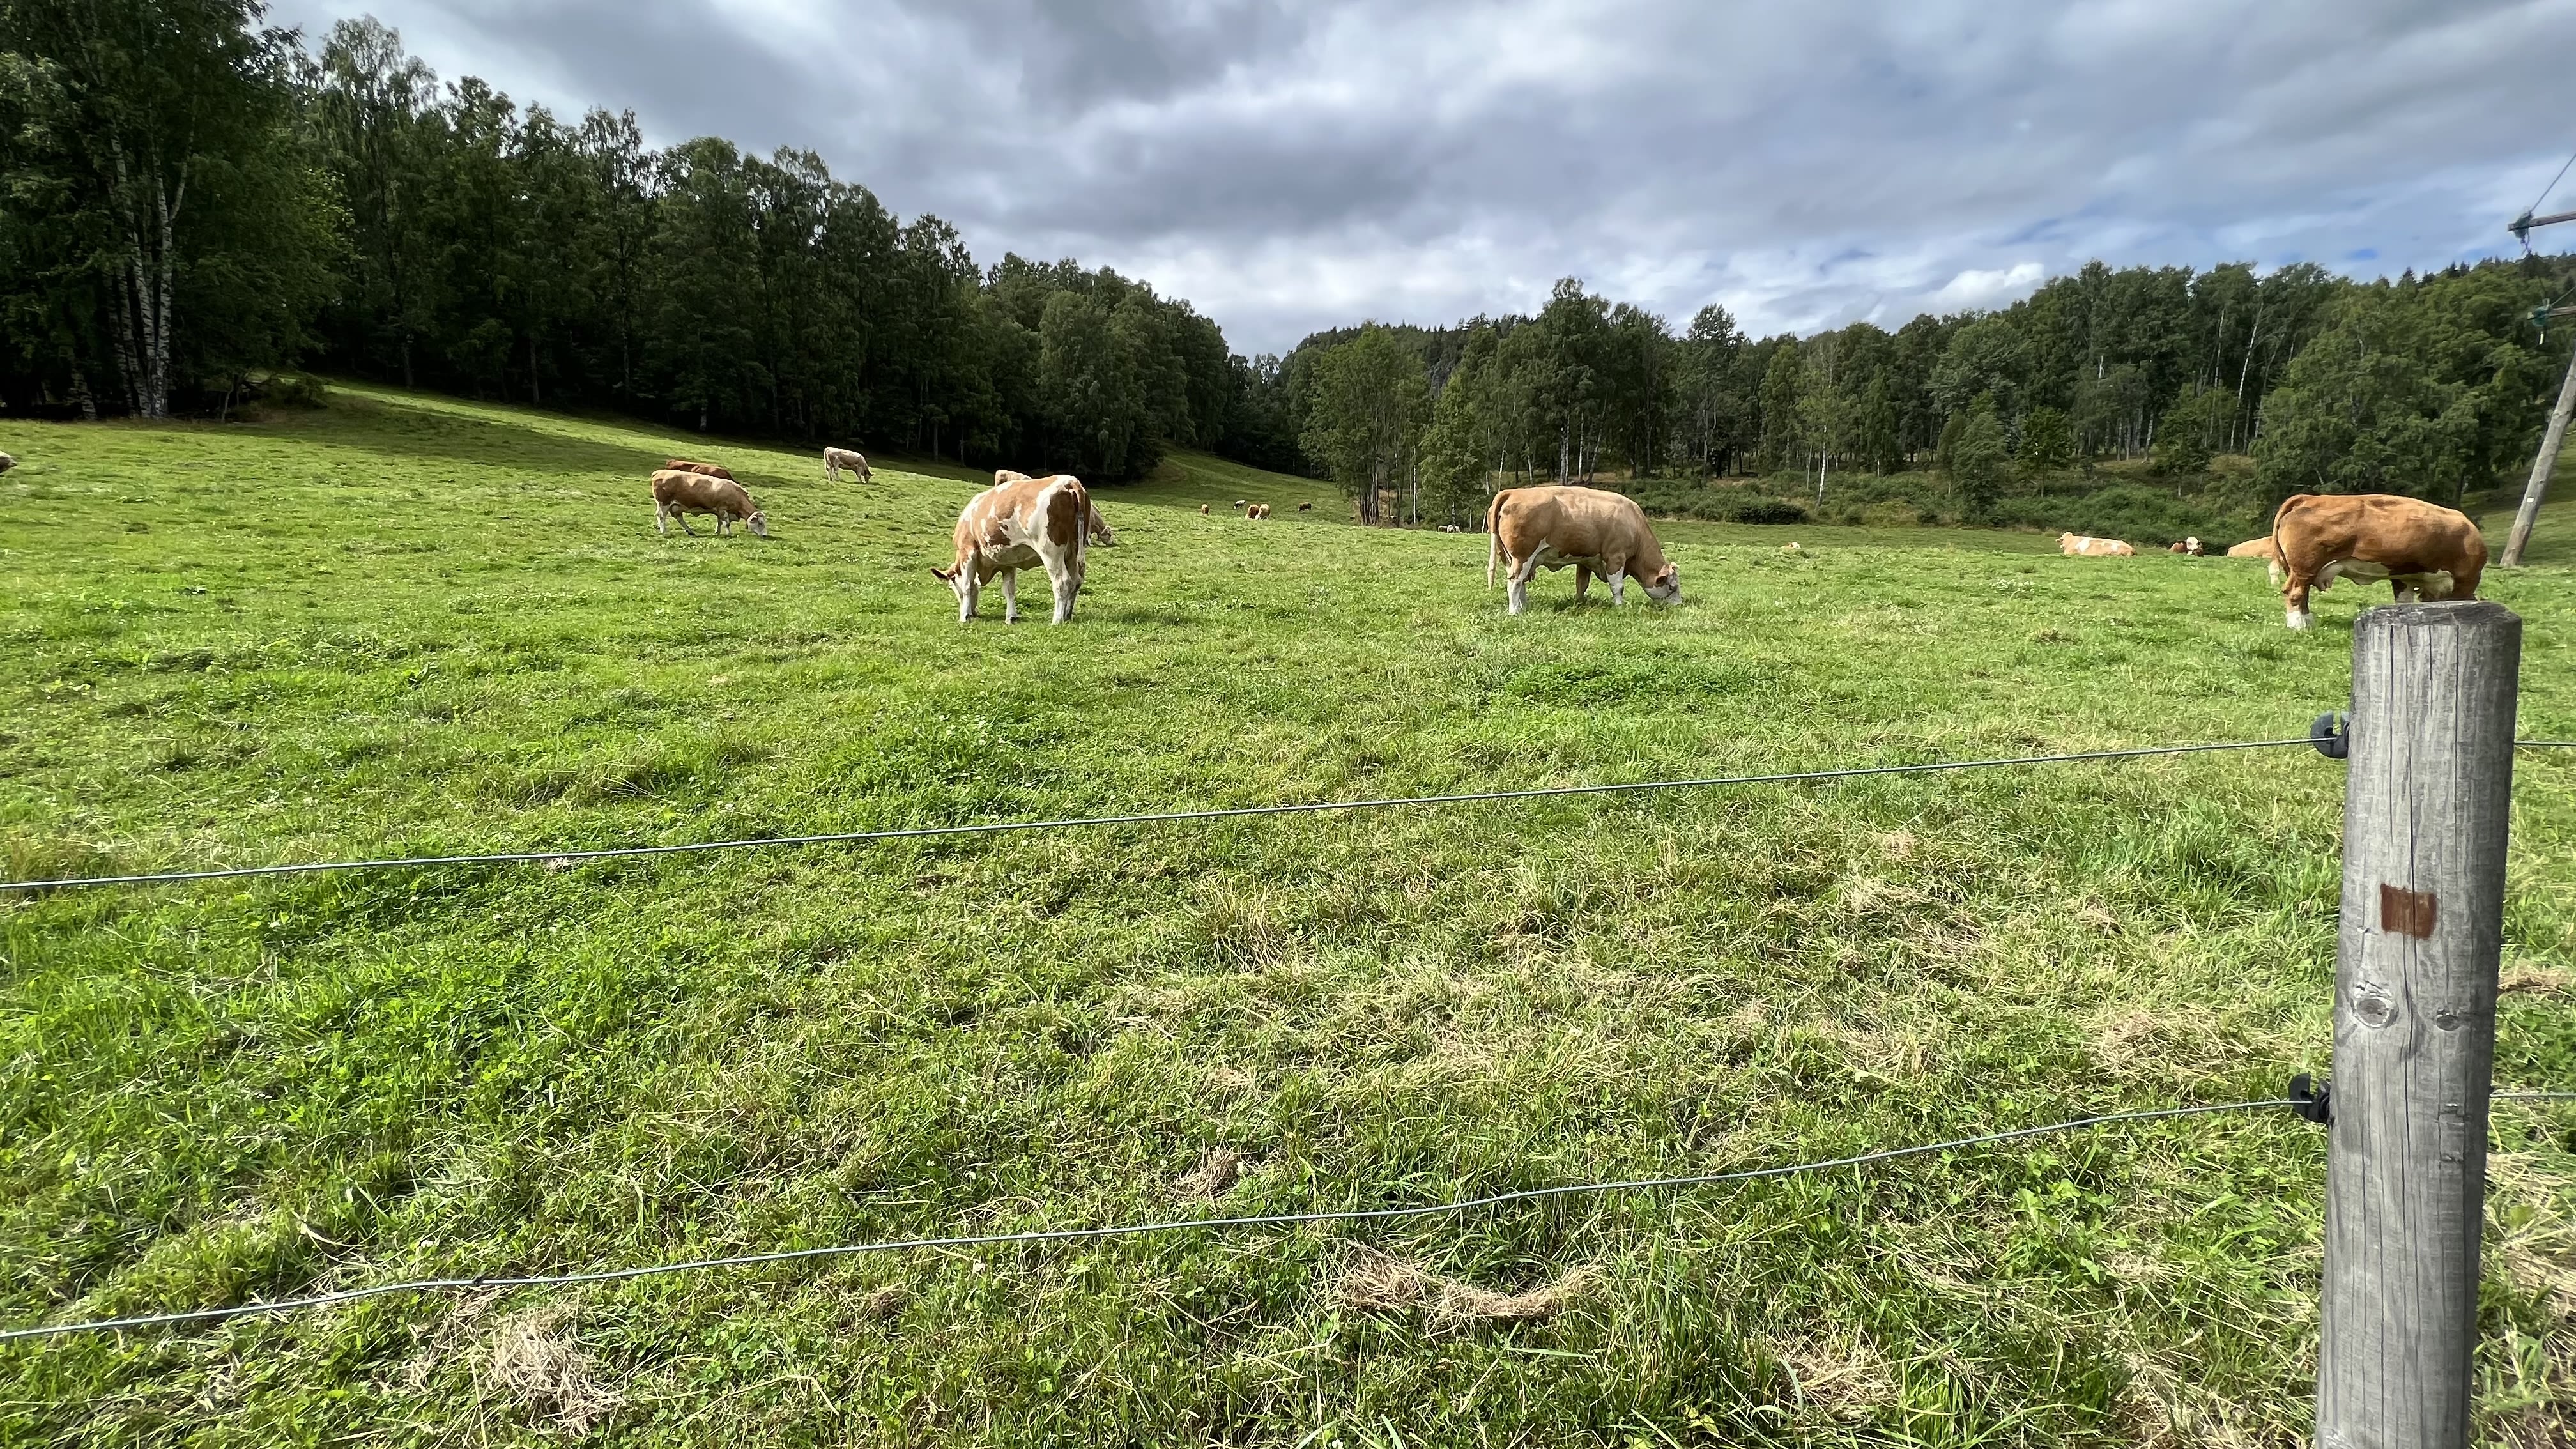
[2289,1073,2333,1125]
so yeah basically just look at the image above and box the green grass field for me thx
[4,385,2575,1446]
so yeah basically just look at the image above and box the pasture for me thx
[4,385,2576,1446]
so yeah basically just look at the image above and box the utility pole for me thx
[2507,319,2576,567]
[2503,203,2576,566]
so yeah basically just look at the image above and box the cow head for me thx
[744,509,769,539]
[1643,562,1681,603]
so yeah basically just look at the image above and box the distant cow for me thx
[2182,535,2203,556]
[823,447,870,484]
[998,469,1114,543]
[2225,536,2280,563]
[652,469,767,537]
[931,472,1094,624]
[2169,541,2188,554]
[2059,533,2135,557]
[1485,485,1680,615]
[1298,502,1312,512]
[1200,503,1211,514]
[1246,503,1271,519]
[2267,493,2487,631]
[664,459,733,482]
[0,452,15,474]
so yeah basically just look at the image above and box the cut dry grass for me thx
[2,381,2574,1444]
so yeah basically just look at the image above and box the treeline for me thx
[1268,259,2576,528]
[0,4,1259,480]
[9,3,2570,519]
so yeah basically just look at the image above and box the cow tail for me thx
[1485,491,1506,587]
[2267,494,2309,586]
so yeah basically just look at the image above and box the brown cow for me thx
[2225,537,2280,562]
[931,473,1093,623]
[2058,533,2135,556]
[823,447,870,484]
[2267,493,2487,630]
[664,459,734,482]
[1485,485,1679,614]
[652,470,767,537]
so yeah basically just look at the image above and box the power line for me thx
[0,738,2319,894]
[0,1098,2299,1343]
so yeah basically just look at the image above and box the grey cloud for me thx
[266,0,2576,353]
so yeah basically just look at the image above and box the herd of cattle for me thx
[640,446,2494,631]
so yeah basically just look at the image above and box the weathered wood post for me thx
[2318,600,2520,1448]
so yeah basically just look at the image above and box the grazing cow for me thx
[1200,503,1211,514]
[823,447,871,484]
[1246,503,1271,519]
[652,469,767,537]
[1298,502,1312,512]
[1485,485,1680,615]
[1233,500,1247,509]
[931,472,1093,624]
[2266,493,2487,630]
[664,459,734,482]
[997,470,1114,544]
[2058,533,2135,556]
[1439,523,1462,533]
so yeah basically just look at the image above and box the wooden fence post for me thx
[2317,600,2521,1449]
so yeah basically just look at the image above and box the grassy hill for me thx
[3,384,2575,1445]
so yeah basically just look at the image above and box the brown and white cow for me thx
[2058,533,2135,556]
[2266,493,2487,630]
[931,473,1094,623]
[1485,485,1680,615]
[823,447,870,484]
[1199,503,1211,514]
[0,452,15,474]
[652,469,767,537]
[664,458,734,482]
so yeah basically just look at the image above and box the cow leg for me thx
[2283,572,2313,631]
[957,571,979,622]
[1609,569,1627,606]
[656,502,670,536]
[1000,570,1022,624]
[1574,565,1593,601]
[676,511,699,537]
[1046,557,1079,624]
[1507,556,1539,615]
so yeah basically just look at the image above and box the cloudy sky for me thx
[267,0,2576,355]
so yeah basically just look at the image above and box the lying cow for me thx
[2225,536,2279,563]
[0,452,15,474]
[931,472,1094,624]
[1200,503,1211,514]
[2266,493,2486,630]
[651,469,767,537]
[2182,535,2203,556]
[664,458,733,482]
[823,447,871,484]
[1485,485,1680,615]
[2058,533,2135,556]
[997,469,1115,543]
